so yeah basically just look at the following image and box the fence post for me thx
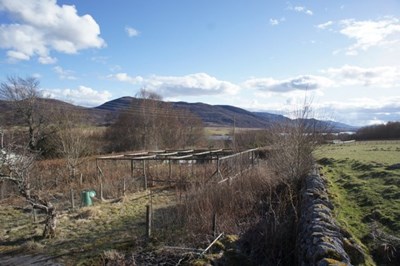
[32,208,37,222]
[70,188,75,210]
[123,177,126,196]
[0,181,4,200]
[146,205,152,238]
[131,160,134,178]
[143,160,147,190]
[100,181,104,200]
[168,159,172,184]
[212,212,217,237]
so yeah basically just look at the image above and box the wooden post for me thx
[143,160,147,190]
[0,130,3,149]
[123,177,126,196]
[32,208,37,222]
[80,173,83,186]
[212,212,217,237]
[217,159,221,180]
[146,205,152,238]
[168,159,172,184]
[100,181,104,201]
[131,160,134,178]
[0,181,4,200]
[70,188,75,210]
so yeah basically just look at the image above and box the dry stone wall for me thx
[297,170,352,266]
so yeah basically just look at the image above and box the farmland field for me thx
[315,140,400,265]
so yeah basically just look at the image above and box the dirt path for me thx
[0,254,62,266]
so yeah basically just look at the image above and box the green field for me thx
[315,141,400,264]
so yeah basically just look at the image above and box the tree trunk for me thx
[42,204,57,239]
[19,185,57,239]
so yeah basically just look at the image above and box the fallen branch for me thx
[201,233,224,255]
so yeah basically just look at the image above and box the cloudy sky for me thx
[1,0,400,126]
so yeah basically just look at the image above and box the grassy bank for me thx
[315,140,400,265]
[0,189,176,265]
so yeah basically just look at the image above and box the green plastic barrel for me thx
[81,190,96,206]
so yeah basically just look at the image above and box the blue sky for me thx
[1,0,400,126]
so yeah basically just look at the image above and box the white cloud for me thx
[269,18,279,26]
[144,73,240,97]
[340,17,400,55]
[125,26,140,37]
[0,0,105,63]
[319,17,400,55]
[269,17,285,26]
[108,73,144,83]
[44,85,112,107]
[53,66,77,80]
[110,72,240,97]
[318,96,400,126]
[292,6,313,16]
[316,21,333,30]
[324,65,400,87]
[243,75,333,92]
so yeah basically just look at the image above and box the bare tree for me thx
[136,89,204,149]
[267,98,324,183]
[105,89,204,152]
[0,76,47,152]
[136,88,163,150]
[0,142,57,238]
[52,108,91,180]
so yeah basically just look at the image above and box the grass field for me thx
[0,189,176,265]
[315,140,400,264]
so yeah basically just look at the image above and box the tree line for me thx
[356,122,400,140]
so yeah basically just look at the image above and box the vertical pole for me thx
[146,205,152,238]
[123,177,126,196]
[212,212,217,237]
[100,182,104,201]
[70,188,75,210]
[80,173,83,186]
[143,160,147,190]
[0,129,3,149]
[191,158,194,178]
[168,159,172,181]
[0,181,4,200]
[32,208,37,222]
[131,160,134,178]
[218,157,221,179]
[96,159,100,183]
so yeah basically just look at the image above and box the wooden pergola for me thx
[95,148,258,194]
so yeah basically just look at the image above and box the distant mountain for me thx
[252,112,291,124]
[291,118,359,133]
[0,96,358,131]
[94,96,139,112]
[172,102,270,128]
[94,97,273,128]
